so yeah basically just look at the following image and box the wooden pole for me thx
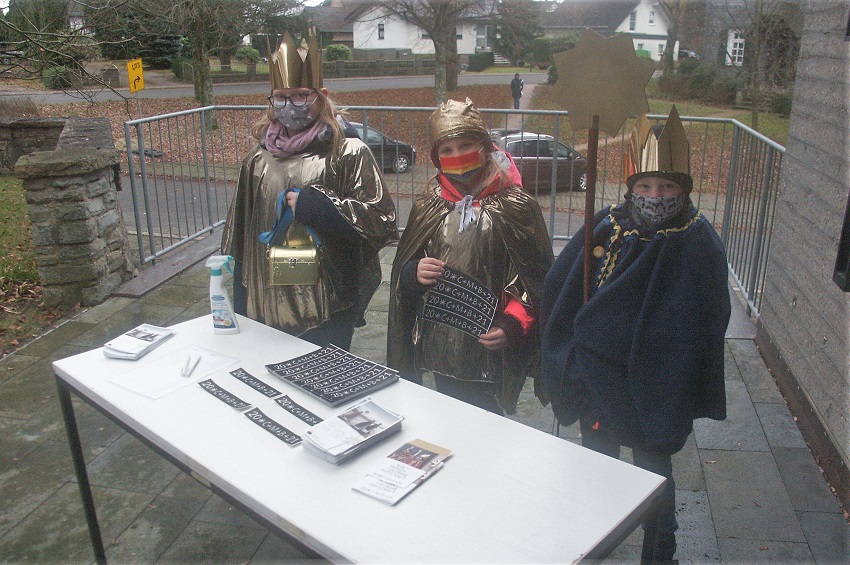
[583,115,600,304]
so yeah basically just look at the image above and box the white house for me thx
[539,0,679,63]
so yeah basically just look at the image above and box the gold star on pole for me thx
[552,30,656,137]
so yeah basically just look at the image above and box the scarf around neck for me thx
[264,119,328,159]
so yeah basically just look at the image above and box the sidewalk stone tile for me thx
[702,449,806,543]
[673,434,705,491]
[694,380,769,451]
[139,283,209,308]
[67,301,188,348]
[796,509,850,564]
[773,446,845,514]
[675,489,721,563]
[107,473,214,563]
[195,495,269,530]
[86,433,180,493]
[73,399,126,448]
[0,353,39,385]
[157,519,267,564]
[0,482,151,563]
[728,338,763,358]
[739,355,786,403]
[0,438,77,536]
[250,531,317,562]
[72,297,135,324]
[724,346,744,382]
[15,321,97,357]
[717,537,814,563]
[755,402,807,449]
[0,358,74,420]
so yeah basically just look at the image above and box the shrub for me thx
[171,56,192,80]
[657,74,687,98]
[236,46,261,64]
[770,91,793,117]
[531,37,550,63]
[710,77,739,105]
[0,96,38,117]
[635,49,652,62]
[42,66,73,89]
[687,64,716,100]
[467,52,494,72]
[325,44,352,62]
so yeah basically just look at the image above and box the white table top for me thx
[54,315,665,564]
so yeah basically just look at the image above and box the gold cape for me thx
[221,137,398,335]
[387,184,553,413]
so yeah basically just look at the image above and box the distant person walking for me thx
[510,73,523,110]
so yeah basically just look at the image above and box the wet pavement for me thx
[1,237,848,563]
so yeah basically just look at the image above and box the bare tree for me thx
[493,0,539,66]
[714,0,802,129]
[380,0,477,104]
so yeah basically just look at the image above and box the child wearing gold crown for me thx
[221,29,397,349]
[539,106,731,562]
[387,98,553,414]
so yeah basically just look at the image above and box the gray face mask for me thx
[273,100,316,134]
[631,193,686,226]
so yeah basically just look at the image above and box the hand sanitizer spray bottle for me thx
[205,255,240,334]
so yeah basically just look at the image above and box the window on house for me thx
[658,44,664,56]
[629,11,636,31]
[637,43,644,51]
[726,30,745,66]
[456,25,462,40]
[649,11,655,25]
[421,29,430,40]
[476,23,491,50]
[378,23,385,40]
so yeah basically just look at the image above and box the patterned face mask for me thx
[631,193,686,225]
[273,100,316,134]
[439,149,484,182]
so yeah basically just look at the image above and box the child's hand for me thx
[478,327,508,350]
[417,258,445,285]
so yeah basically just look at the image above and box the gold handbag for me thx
[268,240,319,286]
[261,190,321,286]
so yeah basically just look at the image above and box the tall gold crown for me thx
[270,28,323,90]
[428,98,490,167]
[623,105,691,191]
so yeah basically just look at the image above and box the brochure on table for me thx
[353,439,452,505]
[103,323,173,360]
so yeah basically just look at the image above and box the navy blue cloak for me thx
[539,203,731,454]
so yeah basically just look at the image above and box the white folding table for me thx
[54,315,665,564]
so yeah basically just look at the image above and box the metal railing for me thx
[123,106,783,315]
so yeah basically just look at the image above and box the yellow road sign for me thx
[127,58,145,93]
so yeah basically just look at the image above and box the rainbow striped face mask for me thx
[439,149,483,182]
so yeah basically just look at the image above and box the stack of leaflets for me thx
[302,397,403,465]
[103,324,173,360]
[353,439,452,505]
[266,345,399,407]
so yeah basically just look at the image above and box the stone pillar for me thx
[14,124,136,308]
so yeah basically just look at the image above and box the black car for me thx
[491,130,587,192]
[349,121,416,174]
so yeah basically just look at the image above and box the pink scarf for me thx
[264,119,328,158]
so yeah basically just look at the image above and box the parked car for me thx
[349,121,416,174]
[490,131,587,192]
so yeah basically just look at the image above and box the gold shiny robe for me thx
[387,183,553,413]
[221,137,398,335]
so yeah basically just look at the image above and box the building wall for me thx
[615,0,673,62]
[759,0,850,466]
[352,8,479,55]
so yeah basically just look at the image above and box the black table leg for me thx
[56,377,108,565]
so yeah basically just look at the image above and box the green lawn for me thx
[0,176,37,284]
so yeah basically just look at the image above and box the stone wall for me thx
[757,1,849,490]
[14,117,136,309]
[0,117,66,175]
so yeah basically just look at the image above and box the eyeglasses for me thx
[268,90,316,107]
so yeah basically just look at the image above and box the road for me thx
[13,71,550,105]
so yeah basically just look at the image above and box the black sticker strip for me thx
[198,379,252,410]
[229,368,282,398]
[274,395,323,426]
[244,407,302,445]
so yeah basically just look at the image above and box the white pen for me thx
[184,354,202,378]
[182,354,202,378]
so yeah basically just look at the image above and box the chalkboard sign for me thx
[266,345,399,407]
[422,266,497,338]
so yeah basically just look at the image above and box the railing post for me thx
[124,122,147,263]
[746,146,775,313]
[200,109,214,226]
[720,125,741,248]
[135,125,158,264]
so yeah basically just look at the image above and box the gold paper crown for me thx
[623,105,691,191]
[428,98,490,167]
[270,28,322,90]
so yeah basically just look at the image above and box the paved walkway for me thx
[1,238,848,562]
